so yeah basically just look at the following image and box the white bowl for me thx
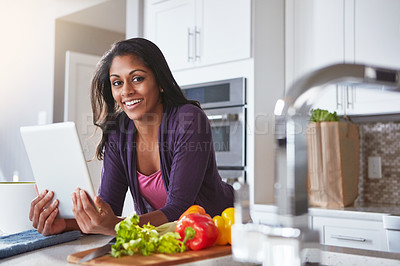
[0,182,37,234]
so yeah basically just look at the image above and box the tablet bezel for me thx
[20,121,97,219]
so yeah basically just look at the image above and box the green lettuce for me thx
[111,213,185,258]
[310,108,339,122]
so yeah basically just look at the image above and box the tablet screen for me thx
[20,122,96,219]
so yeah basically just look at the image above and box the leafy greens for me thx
[111,213,185,258]
[310,108,339,122]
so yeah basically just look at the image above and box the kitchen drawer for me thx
[325,225,382,251]
[312,216,388,251]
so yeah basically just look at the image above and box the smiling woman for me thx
[109,54,163,122]
[28,38,234,237]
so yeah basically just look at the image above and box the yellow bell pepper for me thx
[213,207,235,245]
[212,215,228,245]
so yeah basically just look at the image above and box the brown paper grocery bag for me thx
[306,121,360,208]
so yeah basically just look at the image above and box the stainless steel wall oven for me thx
[181,77,246,183]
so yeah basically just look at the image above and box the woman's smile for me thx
[124,98,144,110]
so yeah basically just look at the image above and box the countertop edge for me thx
[308,207,389,221]
[321,244,400,260]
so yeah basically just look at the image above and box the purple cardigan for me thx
[98,104,234,221]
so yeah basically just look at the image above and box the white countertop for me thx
[252,202,400,224]
[2,203,400,266]
[309,202,400,221]
[0,233,256,266]
[2,231,400,265]
[253,202,400,221]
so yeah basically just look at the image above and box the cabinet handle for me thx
[194,26,201,61]
[187,28,194,62]
[336,85,343,110]
[346,86,355,109]
[330,234,367,242]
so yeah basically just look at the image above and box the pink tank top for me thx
[137,170,167,210]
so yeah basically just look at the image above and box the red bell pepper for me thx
[175,213,219,251]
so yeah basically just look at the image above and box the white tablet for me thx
[20,122,97,219]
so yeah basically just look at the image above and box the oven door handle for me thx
[207,113,239,121]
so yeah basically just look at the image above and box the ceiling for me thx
[58,0,126,34]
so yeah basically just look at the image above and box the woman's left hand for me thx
[72,188,122,236]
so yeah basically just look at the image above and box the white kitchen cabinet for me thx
[144,0,251,71]
[290,0,400,116]
[354,0,400,70]
[286,0,345,116]
[343,85,400,115]
[286,0,345,90]
[347,0,400,115]
[312,84,400,116]
[144,0,197,70]
[312,216,388,251]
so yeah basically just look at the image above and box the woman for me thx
[29,38,234,236]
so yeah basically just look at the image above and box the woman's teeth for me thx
[125,99,143,106]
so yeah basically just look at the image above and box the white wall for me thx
[53,20,125,122]
[0,0,107,181]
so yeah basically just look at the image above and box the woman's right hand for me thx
[29,189,66,236]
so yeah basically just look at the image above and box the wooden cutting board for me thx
[67,245,231,265]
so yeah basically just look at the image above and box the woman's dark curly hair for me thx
[91,38,199,160]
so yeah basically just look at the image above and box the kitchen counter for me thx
[0,234,257,266]
[1,234,111,266]
[309,202,400,221]
[250,202,400,265]
[252,202,400,224]
[309,202,400,265]
[319,244,400,266]
[2,231,400,265]
[2,203,399,266]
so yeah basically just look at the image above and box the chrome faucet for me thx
[273,63,400,227]
[232,63,400,265]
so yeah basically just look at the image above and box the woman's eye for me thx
[112,80,122,86]
[133,76,144,82]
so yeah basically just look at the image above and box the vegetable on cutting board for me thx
[111,205,220,257]
[111,213,184,258]
[178,205,211,221]
[212,207,235,245]
[155,221,178,236]
[175,213,219,251]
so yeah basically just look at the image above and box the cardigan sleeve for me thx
[160,105,214,221]
[98,133,128,216]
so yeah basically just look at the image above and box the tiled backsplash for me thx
[357,121,400,205]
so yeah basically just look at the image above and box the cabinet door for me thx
[200,0,251,66]
[355,0,400,69]
[345,85,400,115]
[313,84,400,116]
[349,0,400,115]
[144,0,197,70]
[289,0,345,114]
[289,0,345,85]
[144,0,251,71]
